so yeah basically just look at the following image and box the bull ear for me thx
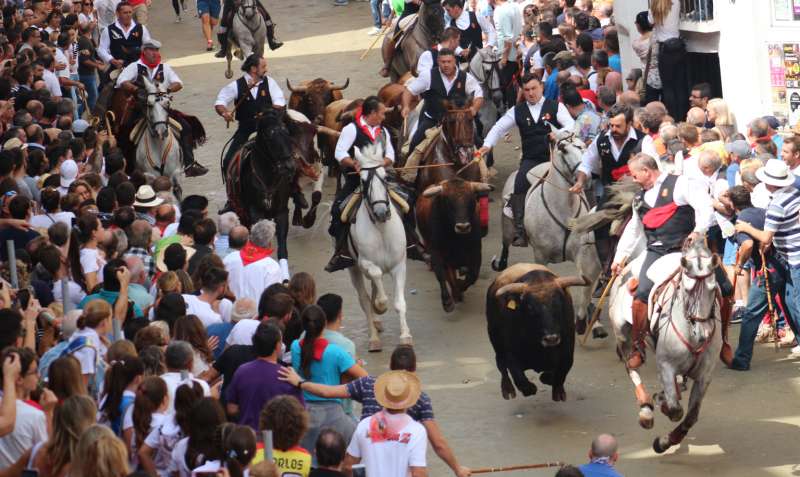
[422,185,443,198]
[556,275,589,288]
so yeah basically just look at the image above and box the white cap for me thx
[60,160,78,188]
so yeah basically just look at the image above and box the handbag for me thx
[638,39,653,99]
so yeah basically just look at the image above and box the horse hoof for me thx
[368,340,382,352]
[372,301,388,315]
[575,318,588,335]
[399,336,413,346]
[490,257,507,272]
[592,326,608,339]
[443,300,455,313]
[224,70,233,79]
[653,437,670,454]
[639,406,655,429]
[302,210,317,229]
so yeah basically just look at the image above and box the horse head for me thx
[420,0,445,42]
[679,238,720,320]
[255,108,295,179]
[356,143,391,223]
[239,0,257,20]
[441,97,476,168]
[470,47,504,111]
[549,127,584,183]
[142,76,170,140]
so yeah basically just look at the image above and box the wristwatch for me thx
[297,379,306,390]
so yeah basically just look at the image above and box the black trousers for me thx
[513,158,544,195]
[329,173,360,237]
[222,127,253,177]
[657,39,688,123]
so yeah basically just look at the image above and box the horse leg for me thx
[225,49,233,79]
[363,260,389,316]
[276,211,289,261]
[491,214,511,272]
[576,241,603,336]
[349,267,382,352]
[629,368,654,429]
[302,175,324,228]
[391,261,411,345]
[656,361,684,422]
[653,374,712,454]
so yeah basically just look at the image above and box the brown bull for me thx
[287,78,349,124]
[320,98,363,184]
[377,82,414,167]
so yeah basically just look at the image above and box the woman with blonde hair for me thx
[707,98,738,130]
[72,425,130,477]
[25,395,97,477]
[649,0,686,120]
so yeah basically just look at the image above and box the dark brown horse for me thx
[226,108,294,261]
[381,0,445,82]
[415,99,491,311]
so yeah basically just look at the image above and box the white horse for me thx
[608,239,721,453]
[468,46,502,135]
[136,76,182,197]
[224,0,266,79]
[348,143,410,352]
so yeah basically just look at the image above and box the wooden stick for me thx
[582,260,624,345]
[472,462,565,473]
[760,249,780,351]
[345,163,455,175]
[360,24,389,61]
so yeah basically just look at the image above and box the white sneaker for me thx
[175,15,182,23]
[790,345,800,355]
[368,27,381,36]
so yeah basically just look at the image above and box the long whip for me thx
[472,462,565,474]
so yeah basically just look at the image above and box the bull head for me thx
[329,78,350,91]
[286,79,308,93]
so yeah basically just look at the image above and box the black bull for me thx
[486,264,588,402]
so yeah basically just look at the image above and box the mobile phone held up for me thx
[352,464,367,477]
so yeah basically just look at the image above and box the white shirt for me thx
[70,327,107,375]
[406,67,483,100]
[649,1,681,42]
[334,118,396,162]
[493,1,522,61]
[482,96,575,148]
[346,414,428,477]
[577,127,644,177]
[0,401,48,467]
[614,173,714,262]
[42,69,62,98]
[55,48,71,79]
[116,59,182,88]
[214,73,286,108]
[29,211,74,229]
[52,279,87,310]
[238,257,283,303]
[144,415,183,477]
[223,251,245,301]
[416,44,464,75]
[182,294,232,327]
[168,436,192,477]
[640,134,659,162]
[80,247,106,284]
[98,20,152,63]
[226,319,260,346]
[160,372,210,413]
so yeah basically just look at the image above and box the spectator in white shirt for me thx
[228,220,283,303]
[183,267,233,328]
[159,341,211,413]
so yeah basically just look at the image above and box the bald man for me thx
[603,71,623,94]
[686,107,706,128]
[579,434,622,477]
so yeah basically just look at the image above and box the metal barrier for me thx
[681,0,714,21]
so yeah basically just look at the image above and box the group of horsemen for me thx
[100,0,734,369]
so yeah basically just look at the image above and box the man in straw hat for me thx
[343,370,429,477]
[735,158,800,356]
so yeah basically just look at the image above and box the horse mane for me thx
[420,1,445,43]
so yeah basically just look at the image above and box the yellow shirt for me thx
[252,444,311,477]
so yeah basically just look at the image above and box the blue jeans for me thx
[79,73,98,117]
[370,0,390,28]
[787,264,800,332]
[732,267,789,369]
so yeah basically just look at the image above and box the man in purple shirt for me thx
[225,321,304,430]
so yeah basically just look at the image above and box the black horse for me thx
[226,108,295,261]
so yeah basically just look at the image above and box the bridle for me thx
[440,107,475,167]
[142,87,173,175]
[236,0,261,27]
[478,54,504,98]
[548,131,582,185]
[360,166,391,223]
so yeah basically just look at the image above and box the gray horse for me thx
[608,239,721,454]
[492,129,602,334]
[224,0,266,79]
[135,76,183,198]
[468,46,501,141]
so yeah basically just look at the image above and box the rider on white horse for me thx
[610,153,734,370]
[116,39,209,177]
[214,0,282,58]
[478,73,574,246]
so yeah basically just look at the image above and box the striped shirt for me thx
[764,186,800,266]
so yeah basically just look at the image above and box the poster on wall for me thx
[775,0,793,20]
[773,88,789,116]
[770,44,786,86]
[795,0,800,20]
[789,90,800,125]
[784,44,800,87]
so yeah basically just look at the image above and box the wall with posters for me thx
[615,0,800,131]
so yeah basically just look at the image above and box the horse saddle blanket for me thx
[341,188,410,223]
[400,125,441,182]
[392,14,419,48]
[129,117,183,143]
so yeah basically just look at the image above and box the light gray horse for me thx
[608,239,721,453]
[468,46,501,136]
[136,76,182,197]
[224,0,266,79]
[492,129,602,334]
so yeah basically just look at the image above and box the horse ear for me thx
[680,257,688,269]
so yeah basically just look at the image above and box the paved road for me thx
[152,1,800,475]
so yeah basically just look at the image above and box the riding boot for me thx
[379,40,395,78]
[266,23,283,50]
[627,299,649,369]
[324,225,356,273]
[719,296,734,368]
[215,31,229,58]
[509,193,527,247]
[181,142,209,177]
[403,215,427,262]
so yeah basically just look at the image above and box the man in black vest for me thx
[610,153,732,369]
[214,0,283,59]
[414,27,466,76]
[98,2,152,71]
[214,54,286,178]
[116,40,209,177]
[477,74,575,246]
[401,48,483,155]
[443,0,486,62]
[569,103,644,292]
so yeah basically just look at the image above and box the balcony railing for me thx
[681,0,714,21]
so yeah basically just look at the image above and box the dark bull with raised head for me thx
[287,78,349,124]
[486,264,588,402]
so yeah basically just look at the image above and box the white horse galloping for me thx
[136,76,183,196]
[225,0,266,79]
[348,143,410,352]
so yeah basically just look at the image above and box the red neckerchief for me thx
[140,52,161,69]
[240,241,273,266]
[354,109,381,142]
[298,338,329,360]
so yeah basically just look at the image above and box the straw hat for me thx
[374,371,421,411]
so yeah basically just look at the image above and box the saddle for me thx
[401,125,441,182]
[340,187,410,224]
[129,117,184,143]
[392,14,419,48]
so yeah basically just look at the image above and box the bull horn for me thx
[556,275,589,288]
[471,182,494,193]
[316,125,341,137]
[422,185,443,198]
[286,79,307,93]
[384,105,397,113]
[330,78,350,91]
[495,282,527,298]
